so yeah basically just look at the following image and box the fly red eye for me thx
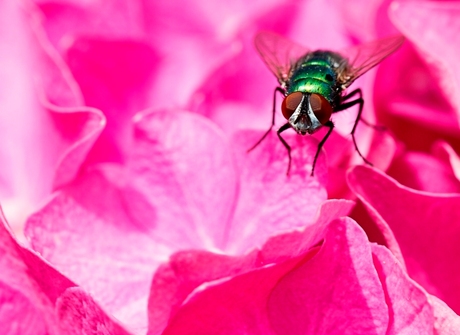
[310,94,332,125]
[281,92,303,119]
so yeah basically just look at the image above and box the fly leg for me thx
[311,121,334,176]
[277,122,292,175]
[247,87,285,152]
[334,89,372,165]
[338,88,385,131]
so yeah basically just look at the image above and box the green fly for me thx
[249,32,404,175]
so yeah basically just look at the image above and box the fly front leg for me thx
[334,89,372,166]
[277,122,292,175]
[311,121,334,176]
[247,86,285,152]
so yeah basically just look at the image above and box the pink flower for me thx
[2,0,460,334]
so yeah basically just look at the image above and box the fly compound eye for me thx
[281,92,303,119]
[310,94,332,125]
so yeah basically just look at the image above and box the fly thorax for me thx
[288,94,322,135]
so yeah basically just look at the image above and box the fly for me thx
[248,32,404,176]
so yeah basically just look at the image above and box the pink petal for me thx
[26,166,166,331]
[159,217,389,335]
[148,250,261,335]
[24,109,241,331]
[25,104,331,331]
[348,200,395,255]
[432,141,460,183]
[36,0,145,49]
[57,287,132,335]
[128,110,237,251]
[371,244,434,334]
[189,43,280,134]
[267,217,387,335]
[387,151,460,193]
[0,1,103,231]
[326,128,397,199]
[390,1,460,116]
[36,0,234,110]
[0,214,128,335]
[429,295,460,335]
[334,0,400,40]
[375,1,460,153]
[148,199,352,334]
[65,37,160,166]
[129,110,329,253]
[260,199,354,262]
[228,129,327,253]
[144,0,290,42]
[0,282,48,335]
[348,165,460,314]
[159,254,304,335]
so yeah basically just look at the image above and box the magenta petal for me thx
[348,165,460,314]
[372,244,434,334]
[57,287,132,335]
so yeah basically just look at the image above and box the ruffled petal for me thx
[0,2,104,231]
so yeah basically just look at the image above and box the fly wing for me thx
[339,35,405,87]
[254,31,310,85]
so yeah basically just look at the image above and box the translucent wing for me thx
[338,35,405,87]
[254,31,310,85]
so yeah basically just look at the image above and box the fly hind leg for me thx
[334,88,373,166]
[338,88,386,131]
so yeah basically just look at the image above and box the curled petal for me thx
[348,165,460,314]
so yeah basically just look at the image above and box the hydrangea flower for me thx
[1,0,460,334]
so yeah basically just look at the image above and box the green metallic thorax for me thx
[286,51,344,107]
